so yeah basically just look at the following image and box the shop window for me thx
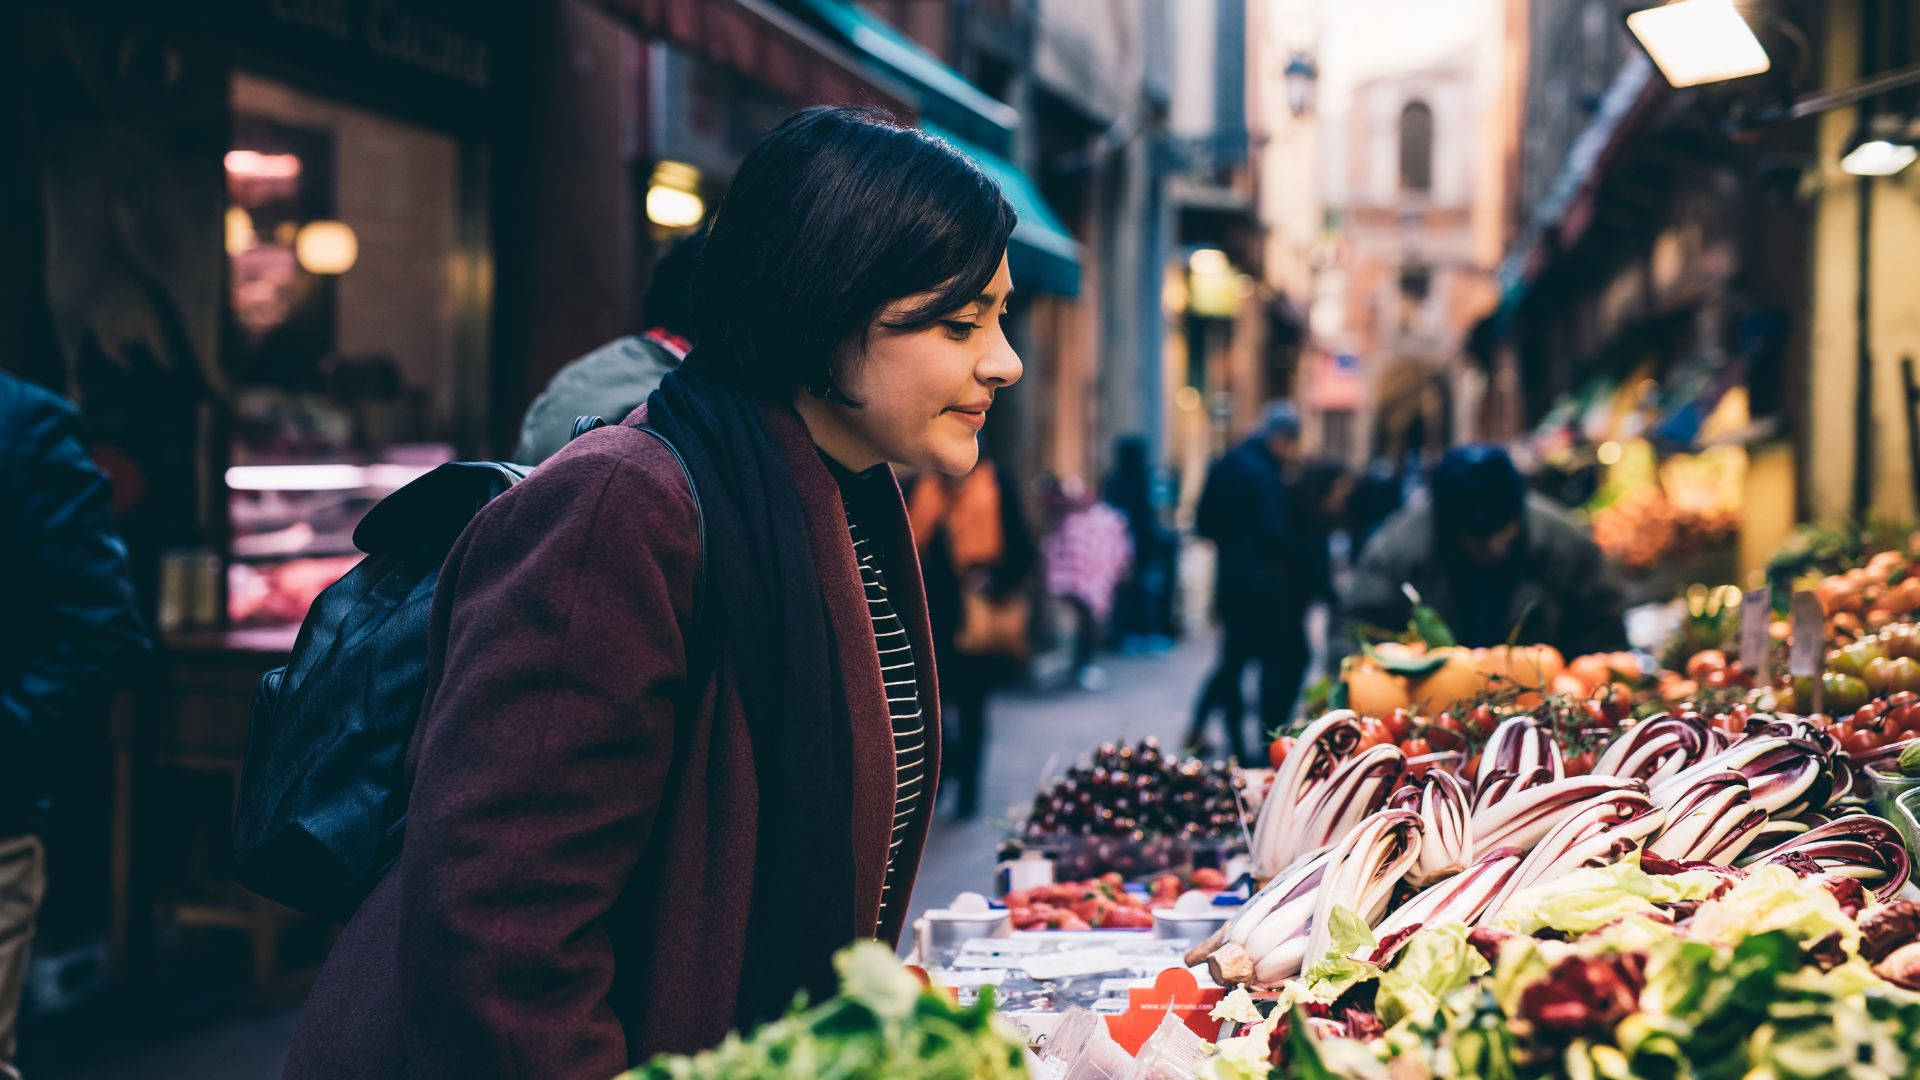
[223,73,488,628]
[1399,100,1433,195]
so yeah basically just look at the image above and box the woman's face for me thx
[799,255,1022,476]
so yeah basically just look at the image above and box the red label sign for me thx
[1103,968,1226,1054]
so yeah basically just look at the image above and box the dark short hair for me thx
[692,106,1017,400]
[642,232,703,337]
[1431,445,1526,537]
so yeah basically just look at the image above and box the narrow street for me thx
[41,635,1222,1080]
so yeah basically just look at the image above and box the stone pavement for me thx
[40,633,1223,1079]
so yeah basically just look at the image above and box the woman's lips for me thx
[944,407,988,431]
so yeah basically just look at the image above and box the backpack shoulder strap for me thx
[628,422,717,705]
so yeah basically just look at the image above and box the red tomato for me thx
[1466,705,1498,739]
[1686,649,1728,679]
[1383,708,1414,741]
[1421,715,1467,752]
[1401,736,1433,759]
[1844,729,1880,757]
[1565,750,1596,775]
[1357,717,1390,751]
[1268,736,1294,770]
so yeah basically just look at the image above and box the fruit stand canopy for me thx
[791,0,1083,298]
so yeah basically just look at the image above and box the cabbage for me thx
[1277,906,1382,1010]
[1375,923,1488,1029]
[1492,858,1720,937]
[1685,865,1859,954]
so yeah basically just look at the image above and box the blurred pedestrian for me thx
[1039,476,1132,691]
[0,372,147,1079]
[513,232,703,465]
[1187,402,1315,759]
[1345,457,1403,555]
[910,452,1035,821]
[287,105,1020,1075]
[1339,444,1628,657]
[1105,436,1178,653]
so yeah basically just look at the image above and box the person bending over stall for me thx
[285,105,1023,1079]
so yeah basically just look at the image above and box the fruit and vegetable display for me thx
[1187,708,1910,996]
[1203,866,1920,1078]
[627,942,1026,1080]
[1000,869,1232,931]
[1588,485,1737,575]
[1014,738,1249,879]
[1799,544,1920,645]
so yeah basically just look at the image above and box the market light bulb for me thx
[1188,248,1230,275]
[295,220,358,275]
[225,206,257,256]
[646,184,705,228]
[1841,139,1919,177]
[1626,0,1771,89]
[1597,440,1623,466]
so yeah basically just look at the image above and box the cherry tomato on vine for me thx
[1268,736,1294,770]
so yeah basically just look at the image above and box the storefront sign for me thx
[618,0,909,114]
[240,0,508,132]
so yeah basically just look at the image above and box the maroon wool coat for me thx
[283,404,940,1079]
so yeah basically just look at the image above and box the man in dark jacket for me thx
[513,233,701,465]
[1188,402,1321,759]
[1339,444,1628,658]
[0,372,147,1075]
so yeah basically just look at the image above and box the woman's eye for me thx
[941,320,981,338]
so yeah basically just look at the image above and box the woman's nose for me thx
[981,335,1022,388]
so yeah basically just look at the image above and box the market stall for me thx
[630,529,1920,1078]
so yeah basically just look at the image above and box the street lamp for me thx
[1284,53,1318,118]
[1842,115,1918,177]
[1842,137,1918,177]
[1624,0,1771,89]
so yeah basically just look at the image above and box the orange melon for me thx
[1409,647,1489,714]
[1345,661,1411,719]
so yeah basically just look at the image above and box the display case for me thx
[216,71,489,630]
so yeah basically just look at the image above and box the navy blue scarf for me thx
[643,354,856,1026]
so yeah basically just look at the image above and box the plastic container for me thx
[1868,765,1920,823]
[1150,890,1234,943]
[1893,784,1920,867]
[1037,1007,1135,1080]
[1125,1011,1212,1079]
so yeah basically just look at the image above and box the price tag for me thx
[1741,587,1773,685]
[1102,967,1228,1054]
[1789,590,1825,713]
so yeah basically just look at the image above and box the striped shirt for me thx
[842,496,926,931]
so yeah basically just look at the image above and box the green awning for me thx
[922,124,1081,298]
[784,1,1081,296]
[788,0,1017,153]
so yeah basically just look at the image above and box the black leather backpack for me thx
[232,418,696,921]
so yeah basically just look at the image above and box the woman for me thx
[285,106,1021,1078]
[908,450,1035,820]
